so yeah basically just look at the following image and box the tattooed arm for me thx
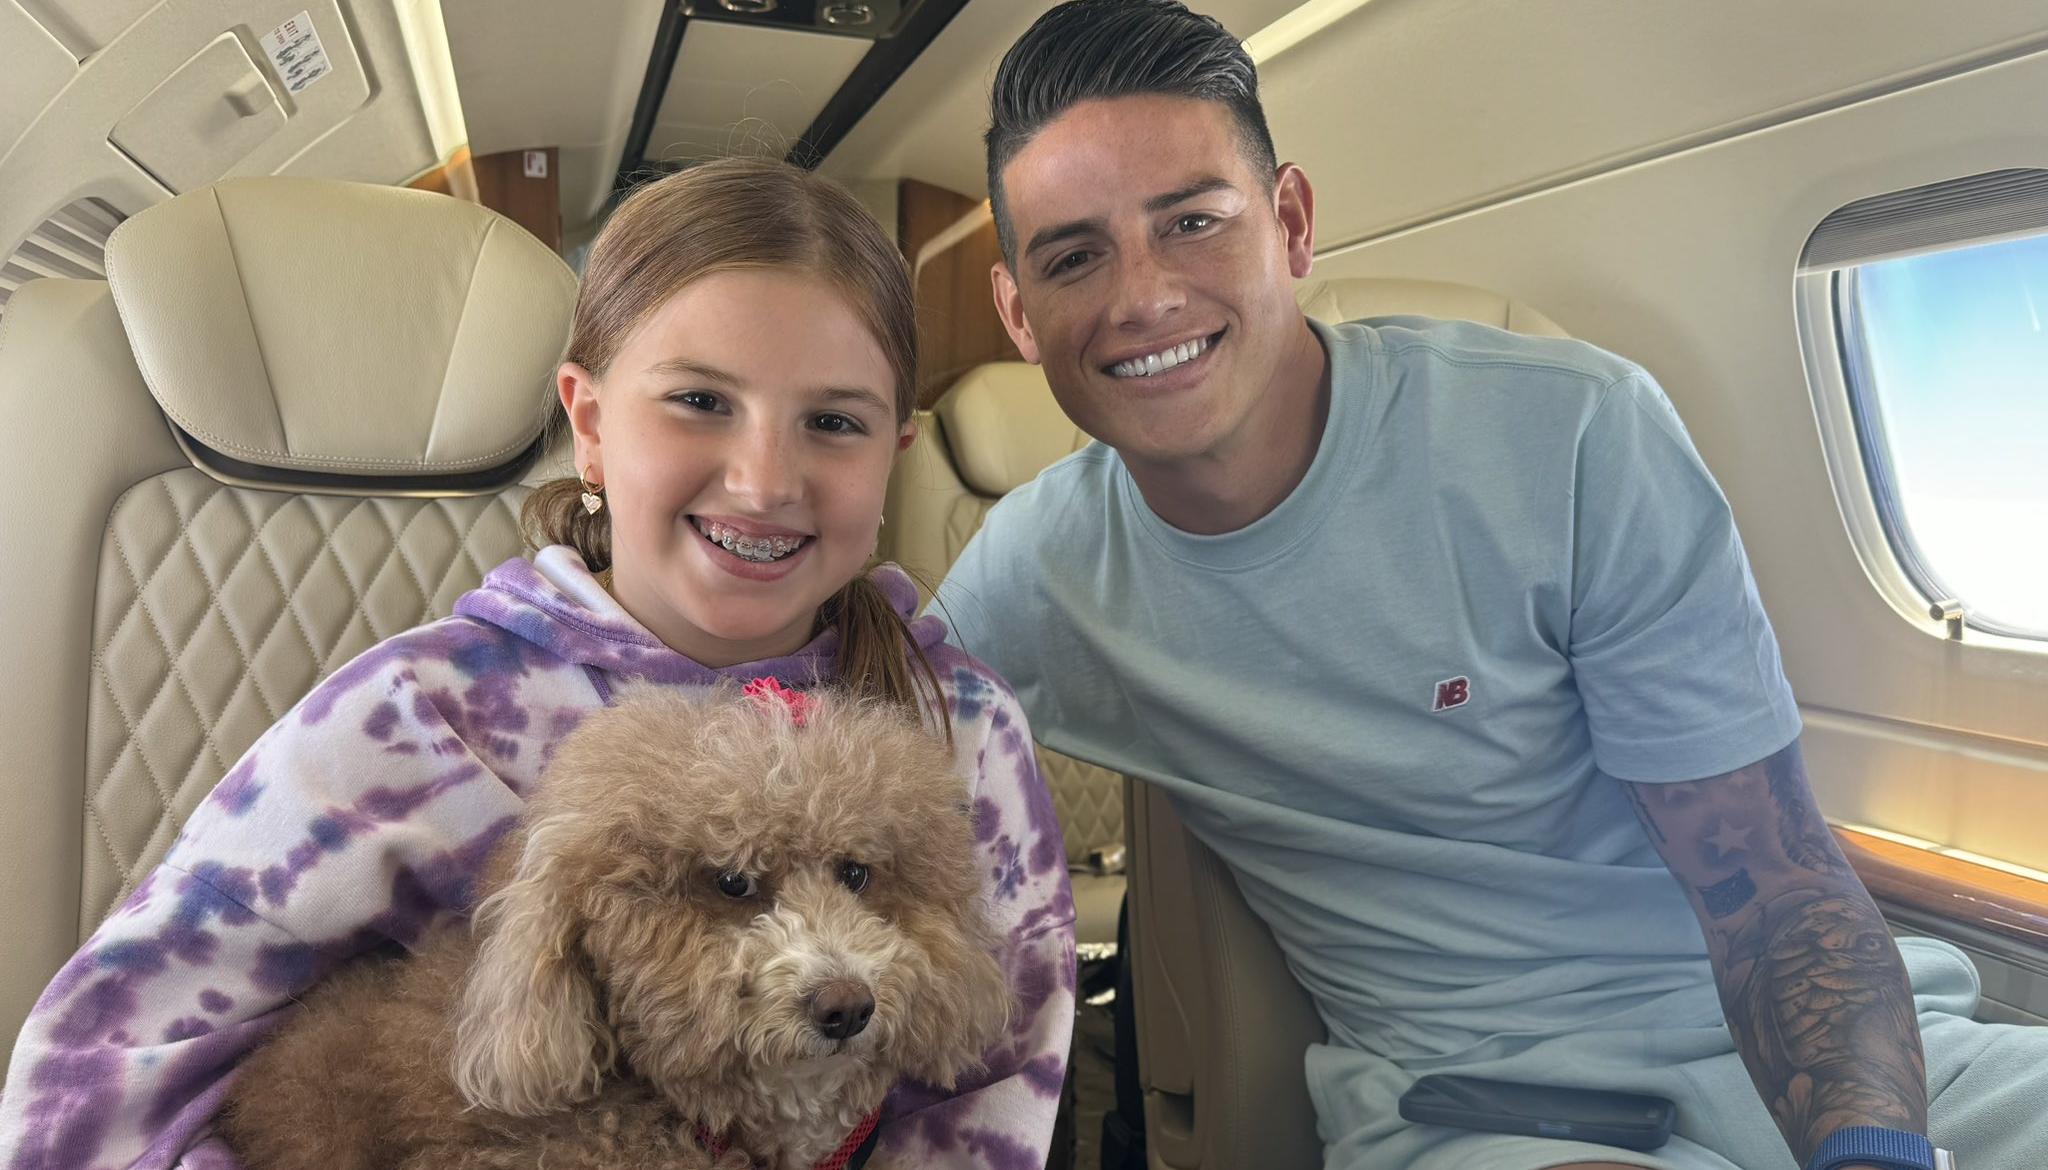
[1623,740,1926,1166]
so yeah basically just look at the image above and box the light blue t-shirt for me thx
[936,317,1807,1161]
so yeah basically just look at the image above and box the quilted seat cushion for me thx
[84,469,527,927]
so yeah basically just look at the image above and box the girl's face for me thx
[561,268,913,668]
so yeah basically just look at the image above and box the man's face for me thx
[992,94,1314,466]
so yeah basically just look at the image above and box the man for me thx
[935,3,2045,1169]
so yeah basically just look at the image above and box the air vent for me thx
[682,0,915,39]
[0,197,127,314]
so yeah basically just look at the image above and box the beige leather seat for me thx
[1133,279,1569,1170]
[881,364,1127,948]
[882,277,1568,1169]
[0,177,575,1056]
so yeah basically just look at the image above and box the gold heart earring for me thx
[579,470,605,516]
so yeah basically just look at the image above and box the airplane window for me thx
[1836,232,2048,639]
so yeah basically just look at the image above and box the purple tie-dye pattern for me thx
[11,1047,120,1170]
[140,1019,271,1132]
[948,667,996,721]
[988,838,1025,901]
[960,1128,1043,1170]
[163,1019,210,1042]
[254,764,486,909]
[972,797,1001,844]
[207,755,262,816]
[362,702,401,741]
[2,557,1073,1170]
[167,1140,238,1170]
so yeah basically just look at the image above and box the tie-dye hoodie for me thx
[0,549,1076,1170]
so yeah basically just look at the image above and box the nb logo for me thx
[1432,676,1471,712]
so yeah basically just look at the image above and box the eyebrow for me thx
[1143,176,1234,213]
[648,358,891,413]
[646,356,743,385]
[1022,176,1238,260]
[820,386,894,414]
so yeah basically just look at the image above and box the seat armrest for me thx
[1128,778,1326,1170]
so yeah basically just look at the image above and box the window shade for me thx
[1800,168,2048,274]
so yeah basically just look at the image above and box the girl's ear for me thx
[897,416,919,454]
[451,820,613,1116]
[558,362,603,478]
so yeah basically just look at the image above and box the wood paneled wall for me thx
[407,146,478,203]
[409,145,563,256]
[474,147,562,253]
[899,179,1020,406]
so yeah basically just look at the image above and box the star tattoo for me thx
[1706,818,1754,860]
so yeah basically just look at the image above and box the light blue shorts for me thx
[1314,939,2047,1170]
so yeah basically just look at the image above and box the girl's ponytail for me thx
[821,570,950,743]
[520,464,611,573]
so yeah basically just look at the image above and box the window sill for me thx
[1835,826,2048,950]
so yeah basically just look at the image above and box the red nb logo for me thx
[1432,676,1471,712]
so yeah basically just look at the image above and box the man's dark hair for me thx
[985,0,1277,266]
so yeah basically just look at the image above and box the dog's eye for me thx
[837,861,870,894]
[716,871,758,899]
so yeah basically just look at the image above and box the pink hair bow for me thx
[742,676,813,727]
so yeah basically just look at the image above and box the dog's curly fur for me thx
[222,685,1010,1170]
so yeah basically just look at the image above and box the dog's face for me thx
[451,686,1009,1124]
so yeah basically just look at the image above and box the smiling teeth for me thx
[1111,335,1210,378]
[696,519,804,562]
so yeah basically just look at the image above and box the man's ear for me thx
[1274,163,1316,281]
[558,363,603,480]
[990,262,1042,365]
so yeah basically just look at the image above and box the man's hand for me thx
[1621,741,1928,1166]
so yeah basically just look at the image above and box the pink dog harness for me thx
[695,1110,881,1169]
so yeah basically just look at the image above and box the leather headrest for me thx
[932,362,1091,496]
[1294,276,1570,338]
[105,177,577,479]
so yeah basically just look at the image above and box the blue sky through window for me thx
[1853,232,2048,635]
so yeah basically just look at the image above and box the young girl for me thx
[0,160,1076,1170]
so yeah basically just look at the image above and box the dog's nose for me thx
[808,981,876,1041]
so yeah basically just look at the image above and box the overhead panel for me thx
[1,1,78,150]
[14,0,160,57]
[817,0,1302,196]
[647,19,869,165]
[1,0,456,304]
[681,0,920,38]
[110,34,287,194]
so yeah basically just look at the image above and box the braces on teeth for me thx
[698,520,804,562]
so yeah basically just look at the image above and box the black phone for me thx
[1397,1074,1676,1151]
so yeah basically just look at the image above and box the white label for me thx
[260,11,331,94]
[523,150,548,179]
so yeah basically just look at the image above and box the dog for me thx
[222,681,1010,1170]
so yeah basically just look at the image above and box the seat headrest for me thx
[932,362,1090,497]
[1295,277,1570,338]
[105,177,577,480]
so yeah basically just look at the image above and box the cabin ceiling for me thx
[820,0,2048,255]
[8,0,2048,259]
[817,0,1302,198]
